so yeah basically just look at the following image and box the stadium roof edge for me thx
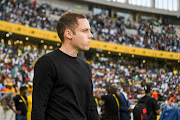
[80,0,180,17]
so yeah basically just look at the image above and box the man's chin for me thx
[81,47,90,51]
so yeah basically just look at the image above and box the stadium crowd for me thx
[0,0,58,31]
[0,42,37,97]
[1,0,180,53]
[0,41,179,104]
[90,59,180,103]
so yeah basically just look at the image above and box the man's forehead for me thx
[77,18,90,29]
[77,18,88,23]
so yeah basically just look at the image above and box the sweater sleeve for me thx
[31,56,55,120]
[88,82,99,120]
[87,64,99,120]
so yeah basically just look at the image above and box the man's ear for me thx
[64,29,72,40]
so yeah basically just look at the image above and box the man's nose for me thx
[89,32,93,39]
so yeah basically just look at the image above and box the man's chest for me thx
[56,61,91,90]
[15,96,27,107]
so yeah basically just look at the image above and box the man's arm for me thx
[31,56,55,120]
[120,105,131,112]
[88,85,100,120]
[87,64,99,120]
[9,99,21,114]
[119,95,132,112]
[152,98,161,115]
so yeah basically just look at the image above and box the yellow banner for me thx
[90,40,180,60]
[0,20,180,60]
[0,20,60,42]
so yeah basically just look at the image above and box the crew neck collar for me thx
[56,49,77,59]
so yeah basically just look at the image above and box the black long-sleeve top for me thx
[32,49,99,120]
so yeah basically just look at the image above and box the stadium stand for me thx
[1,0,180,53]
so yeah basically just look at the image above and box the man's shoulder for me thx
[77,57,87,64]
[119,93,126,101]
[120,92,125,97]
[146,96,156,102]
[138,95,148,103]
[119,93,123,97]
[149,97,158,104]
[77,57,90,68]
[102,94,112,97]
[101,94,113,100]
[141,95,151,100]
[13,95,20,101]
[14,95,20,98]
[140,95,156,105]
[42,50,57,59]
[36,50,58,64]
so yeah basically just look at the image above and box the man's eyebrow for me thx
[82,28,91,31]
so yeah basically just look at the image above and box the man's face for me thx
[150,90,153,95]
[71,18,93,51]
[126,87,130,94]
[22,89,28,95]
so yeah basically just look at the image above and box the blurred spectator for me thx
[119,85,132,120]
[95,84,121,120]
[9,85,28,120]
[137,84,160,120]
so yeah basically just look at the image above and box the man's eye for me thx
[83,30,88,32]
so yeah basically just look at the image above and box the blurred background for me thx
[0,0,180,119]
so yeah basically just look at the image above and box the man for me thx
[138,84,160,120]
[32,12,99,120]
[9,85,28,120]
[119,85,133,120]
[95,84,122,120]
[137,88,145,100]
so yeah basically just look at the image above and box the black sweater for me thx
[32,49,99,120]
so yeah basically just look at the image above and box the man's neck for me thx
[59,44,79,57]
[122,91,128,100]
[146,93,151,96]
[123,91,128,95]
[122,91,128,96]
